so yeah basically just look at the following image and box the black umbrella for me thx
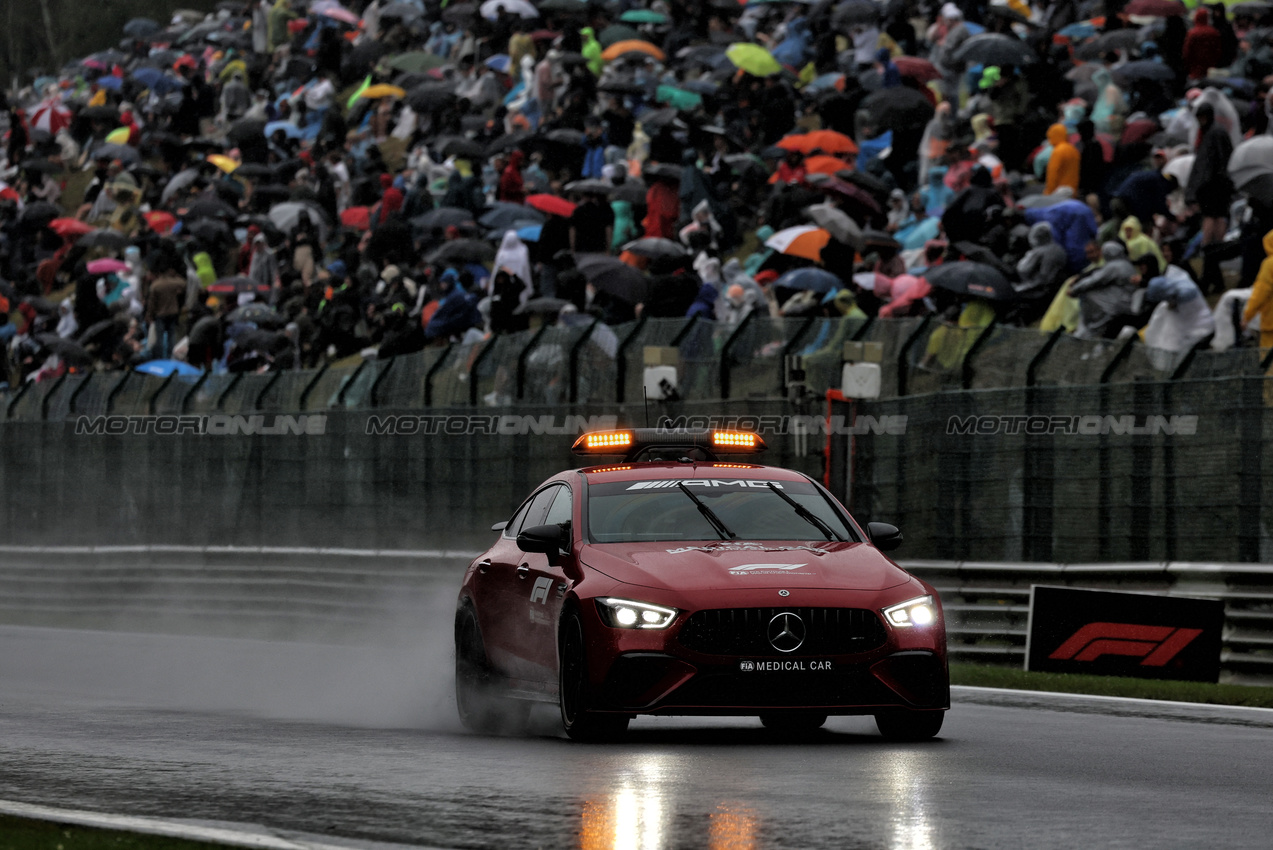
[426,238,497,264]
[183,197,239,220]
[643,162,682,181]
[77,319,123,346]
[227,118,268,143]
[123,17,162,38]
[77,230,131,250]
[34,334,92,365]
[574,254,650,303]
[614,179,648,205]
[1075,29,1146,61]
[861,86,934,132]
[380,2,425,20]
[545,128,585,146]
[983,4,1033,25]
[189,219,233,244]
[234,163,274,179]
[250,184,293,207]
[621,237,690,258]
[480,202,545,229]
[437,136,486,159]
[406,83,456,112]
[1111,61,1176,86]
[599,78,647,95]
[81,105,121,122]
[949,33,1037,66]
[392,72,434,89]
[158,167,203,204]
[226,303,285,326]
[92,143,141,164]
[19,202,61,227]
[565,178,615,195]
[487,130,534,156]
[924,261,1016,301]
[413,207,477,230]
[677,45,727,66]
[443,2,479,22]
[833,0,880,27]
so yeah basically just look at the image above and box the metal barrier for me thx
[0,546,1266,684]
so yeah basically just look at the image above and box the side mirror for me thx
[491,520,508,532]
[517,523,566,555]
[867,521,903,552]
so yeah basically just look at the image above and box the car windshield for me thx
[587,477,857,543]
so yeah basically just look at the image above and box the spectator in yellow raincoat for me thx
[1243,229,1273,350]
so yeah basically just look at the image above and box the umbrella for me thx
[893,56,942,83]
[268,202,331,240]
[183,197,238,220]
[862,228,901,250]
[207,154,239,173]
[123,17,162,38]
[575,254,650,303]
[602,40,666,62]
[87,258,129,275]
[135,359,204,377]
[1163,153,1195,187]
[984,4,1032,25]
[598,77,648,95]
[526,194,577,217]
[924,261,1015,301]
[774,267,843,294]
[1123,0,1185,15]
[406,83,456,112]
[77,319,123,346]
[725,43,783,76]
[360,84,408,100]
[480,203,545,229]
[226,303,285,326]
[514,297,571,315]
[20,159,63,175]
[1075,29,1146,61]
[19,202,62,227]
[766,226,832,262]
[678,45,728,67]
[341,206,373,231]
[189,219,232,245]
[427,239,497,264]
[861,86,935,132]
[80,105,121,123]
[614,180,649,205]
[1229,136,1273,190]
[413,207,478,230]
[437,137,486,159]
[565,178,615,195]
[144,211,178,234]
[385,52,447,73]
[1111,61,1175,86]
[30,100,71,134]
[34,334,92,366]
[443,3,479,22]
[380,2,424,20]
[160,168,203,204]
[234,163,275,179]
[48,218,96,239]
[804,204,863,249]
[92,143,141,164]
[481,0,538,18]
[833,1,881,26]
[208,275,270,295]
[621,237,690,258]
[516,224,543,242]
[227,118,268,143]
[949,33,1037,66]
[77,230,131,250]
[804,155,855,175]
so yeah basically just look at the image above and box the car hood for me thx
[579,540,911,592]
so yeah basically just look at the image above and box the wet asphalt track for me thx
[2,625,1272,850]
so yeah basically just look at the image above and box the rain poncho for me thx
[1143,265,1215,357]
[581,28,603,76]
[1070,242,1137,340]
[493,230,533,304]
[1244,229,1273,349]
[1044,124,1080,196]
[1118,217,1166,271]
[1015,222,1069,301]
[920,166,954,217]
[1024,200,1100,273]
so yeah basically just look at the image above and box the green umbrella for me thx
[384,51,447,73]
[620,9,669,23]
[598,24,647,47]
[656,85,702,110]
[725,42,783,77]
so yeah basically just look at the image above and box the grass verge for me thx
[950,663,1273,708]
[0,815,234,850]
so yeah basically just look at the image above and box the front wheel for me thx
[559,609,630,742]
[455,608,529,735]
[874,709,944,741]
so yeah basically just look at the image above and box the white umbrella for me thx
[159,167,201,204]
[480,0,538,20]
[268,201,331,242]
[1228,136,1273,191]
[1162,154,1195,188]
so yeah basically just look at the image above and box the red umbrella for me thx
[144,211,177,235]
[48,218,95,239]
[893,56,942,83]
[341,206,372,230]
[526,193,576,217]
[1123,0,1185,15]
[1120,119,1159,146]
[208,275,270,295]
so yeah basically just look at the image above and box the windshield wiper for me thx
[766,482,843,542]
[676,482,736,540]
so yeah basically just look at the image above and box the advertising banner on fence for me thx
[1026,586,1224,683]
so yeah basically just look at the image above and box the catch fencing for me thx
[0,546,1266,685]
[4,316,1271,423]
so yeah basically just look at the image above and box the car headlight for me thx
[882,595,936,628]
[596,597,679,630]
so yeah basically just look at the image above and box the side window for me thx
[501,499,535,538]
[516,486,561,536]
[543,486,573,527]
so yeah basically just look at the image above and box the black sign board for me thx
[1026,585,1224,683]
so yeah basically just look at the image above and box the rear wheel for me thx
[874,709,944,741]
[759,713,828,733]
[559,610,630,742]
[455,607,529,735]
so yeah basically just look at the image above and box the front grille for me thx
[677,607,887,657]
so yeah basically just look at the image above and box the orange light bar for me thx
[712,431,758,449]
[587,465,633,473]
[578,431,634,452]
[712,463,756,468]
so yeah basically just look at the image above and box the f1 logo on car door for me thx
[522,484,574,679]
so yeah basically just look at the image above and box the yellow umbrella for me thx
[726,43,783,77]
[360,84,407,99]
[601,40,666,63]
[207,154,239,174]
[105,126,131,145]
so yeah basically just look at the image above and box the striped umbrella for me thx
[764,226,831,262]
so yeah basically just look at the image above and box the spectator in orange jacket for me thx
[1044,124,1080,196]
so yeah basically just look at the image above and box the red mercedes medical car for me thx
[454,429,948,741]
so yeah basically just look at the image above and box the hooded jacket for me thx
[1244,229,1273,348]
[1069,241,1137,339]
[1024,200,1100,273]
[1144,264,1214,356]
[1015,222,1069,300]
[1118,216,1166,270]
[1044,124,1080,196]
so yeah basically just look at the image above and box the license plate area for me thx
[738,659,834,672]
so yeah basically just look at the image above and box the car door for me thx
[480,484,562,681]
[519,484,575,682]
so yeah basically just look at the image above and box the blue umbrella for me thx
[486,53,511,73]
[135,359,203,377]
[95,75,123,91]
[517,224,543,242]
[265,120,304,139]
[774,267,842,294]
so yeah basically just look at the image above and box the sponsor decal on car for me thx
[626,479,787,490]
[738,659,834,672]
[728,563,812,576]
[666,542,829,555]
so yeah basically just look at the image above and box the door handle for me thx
[477,560,491,574]
[516,564,530,579]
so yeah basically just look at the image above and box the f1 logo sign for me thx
[530,577,552,605]
[1048,622,1203,667]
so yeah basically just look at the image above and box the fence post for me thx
[213,372,242,412]
[1026,328,1065,387]
[296,363,329,411]
[568,320,600,404]
[515,325,549,401]
[1099,335,1138,383]
[669,314,700,347]
[253,370,282,412]
[778,315,817,396]
[179,371,210,414]
[895,315,932,397]
[614,315,648,404]
[960,318,998,390]
[424,344,454,407]
[4,381,32,420]
[41,373,67,420]
[1168,336,1213,380]
[147,373,176,415]
[105,371,131,414]
[335,361,369,408]
[469,337,500,406]
[369,357,396,408]
[719,309,757,400]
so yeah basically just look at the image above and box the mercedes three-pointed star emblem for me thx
[767,612,806,653]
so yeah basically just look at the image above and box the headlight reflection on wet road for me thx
[886,753,936,850]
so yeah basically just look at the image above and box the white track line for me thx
[953,685,1273,723]
[0,800,447,850]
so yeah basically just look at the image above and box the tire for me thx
[558,609,630,742]
[759,713,828,733]
[874,709,944,741]
[454,607,529,735]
